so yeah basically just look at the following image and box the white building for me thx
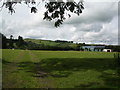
[82,46,105,51]
[103,49,112,52]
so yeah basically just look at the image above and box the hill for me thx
[24,38,77,50]
[1,33,120,51]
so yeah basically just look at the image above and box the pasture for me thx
[2,49,120,88]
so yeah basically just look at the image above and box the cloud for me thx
[65,2,118,24]
[72,16,118,45]
[1,1,118,45]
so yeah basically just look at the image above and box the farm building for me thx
[103,49,112,52]
[82,46,105,51]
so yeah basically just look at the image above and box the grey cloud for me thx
[1,1,118,45]
[68,16,118,44]
[73,22,103,33]
[65,2,118,25]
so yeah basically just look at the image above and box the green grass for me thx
[24,38,75,48]
[2,49,120,88]
[25,38,56,45]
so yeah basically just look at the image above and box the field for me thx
[2,49,120,88]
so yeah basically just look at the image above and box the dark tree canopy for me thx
[0,0,84,27]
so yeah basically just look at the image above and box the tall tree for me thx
[0,33,7,49]
[10,35,13,40]
[17,36,24,48]
[9,35,14,49]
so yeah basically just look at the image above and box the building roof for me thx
[94,46,105,49]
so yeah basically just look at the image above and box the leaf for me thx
[31,7,37,13]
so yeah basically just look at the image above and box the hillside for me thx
[1,33,120,51]
[24,38,77,50]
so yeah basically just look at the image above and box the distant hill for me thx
[24,38,77,50]
[1,33,120,51]
[24,38,120,52]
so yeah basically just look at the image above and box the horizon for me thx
[2,33,118,46]
[0,0,119,45]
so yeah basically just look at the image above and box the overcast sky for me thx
[0,0,119,45]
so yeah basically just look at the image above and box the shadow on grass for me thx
[3,58,120,88]
[2,59,11,64]
[100,72,120,88]
[39,58,116,71]
[74,82,101,88]
[16,58,117,78]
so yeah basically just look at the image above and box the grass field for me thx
[2,49,120,88]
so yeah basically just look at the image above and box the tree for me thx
[0,33,7,49]
[9,35,14,49]
[10,35,13,39]
[0,0,84,27]
[17,36,24,48]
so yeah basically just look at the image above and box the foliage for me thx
[43,1,84,27]
[0,0,84,27]
[0,33,7,49]
[105,45,120,52]
[0,33,26,49]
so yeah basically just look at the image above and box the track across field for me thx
[2,49,120,88]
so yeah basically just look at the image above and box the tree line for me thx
[0,33,82,50]
[1,33,120,52]
[0,33,26,49]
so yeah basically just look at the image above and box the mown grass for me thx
[24,38,76,48]
[2,49,120,88]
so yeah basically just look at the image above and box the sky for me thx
[0,0,119,45]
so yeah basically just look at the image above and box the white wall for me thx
[103,49,112,52]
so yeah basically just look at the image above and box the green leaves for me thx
[44,1,84,27]
[55,19,63,27]
[31,7,37,13]
[1,0,84,27]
